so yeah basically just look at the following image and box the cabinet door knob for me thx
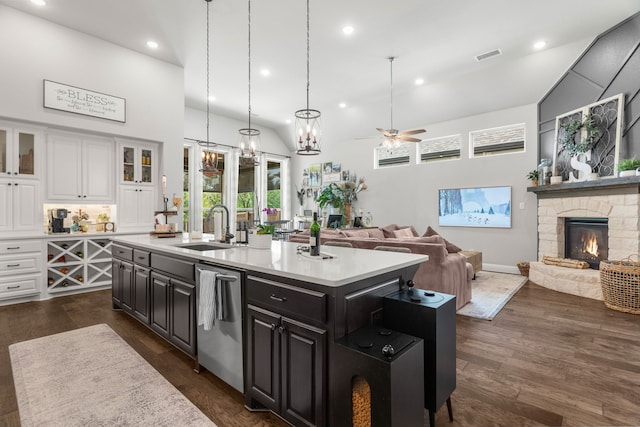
[78,195,81,198]
[14,172,18,175]
[83,195,87,198]
[6,183,10,186]
[13,182,18,186]
[270,323,277,331]
[278,325,286,334]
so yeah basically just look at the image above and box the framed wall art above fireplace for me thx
[552,93,624,181]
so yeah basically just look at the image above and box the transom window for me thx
[418,134,461,164]
[470,123,525,157]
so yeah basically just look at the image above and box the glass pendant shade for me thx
[239,127,260,166]
[295,109,322,155]
[200,146,222,177]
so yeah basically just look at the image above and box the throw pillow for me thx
[423,226,462,253]
[381,224,419,238]
[392,228,415,239]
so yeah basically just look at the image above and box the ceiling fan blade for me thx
[397,136,422,142]
[397,129,426,136]
[376,127,393,137]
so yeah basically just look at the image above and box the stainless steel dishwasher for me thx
[196,263,244,393]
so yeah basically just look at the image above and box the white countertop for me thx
[112,233,428,288]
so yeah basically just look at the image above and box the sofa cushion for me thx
[381,224,419,238]
[367,228,385,239]
[423,226,462,253]
[392,227,414,238]
[341,229,371,238]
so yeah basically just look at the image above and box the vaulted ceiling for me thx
[3,0,639,147]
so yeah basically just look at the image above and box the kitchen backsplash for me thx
[43,204,116,233]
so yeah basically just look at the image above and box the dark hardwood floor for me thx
[1,281,639,426]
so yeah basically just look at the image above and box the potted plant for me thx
[316,183,344,213]
[526,169,539,186]
[617,158,640,177]
[249,224,275,249]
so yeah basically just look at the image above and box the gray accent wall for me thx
[538,12,640,161]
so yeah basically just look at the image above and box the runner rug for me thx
[9,323,215,427]
[457,271,528,320]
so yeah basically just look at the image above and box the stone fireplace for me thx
[528,178,640,300]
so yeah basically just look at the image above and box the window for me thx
[374,145,411,168]
[267,160,281,209]
[237,158,255,223]
[183,147,190,232]
[202,151,225,232]
[470,123,525,157]
[418,134,461,163]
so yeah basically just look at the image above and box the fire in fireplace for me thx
[564,217,608,269]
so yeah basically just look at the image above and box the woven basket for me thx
[599,255,640,314]
[517,262,530,277]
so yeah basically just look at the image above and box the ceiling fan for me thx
[376,57,426,148]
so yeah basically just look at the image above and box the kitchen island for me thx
[110,233,427,427]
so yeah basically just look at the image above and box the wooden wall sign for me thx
[43,80,126,123]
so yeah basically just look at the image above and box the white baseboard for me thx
[482,263,520,275]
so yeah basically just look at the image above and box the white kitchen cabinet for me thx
[47,132,114,202]
[118,186,155,230]
[0,123,43,179]
[0,178,41,234]
[0,240,41,301]
[118,140,156,186]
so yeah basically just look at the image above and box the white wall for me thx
[291,104,539,272]
[0,5,185,208]
[184,107,290,156]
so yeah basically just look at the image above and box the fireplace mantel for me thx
[527,175,640,198]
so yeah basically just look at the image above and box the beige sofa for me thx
[290,225,473,309]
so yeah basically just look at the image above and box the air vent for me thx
[475,49,502,62]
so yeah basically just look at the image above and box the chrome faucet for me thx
[205,204,235,244]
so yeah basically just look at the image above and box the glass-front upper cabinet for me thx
[0,124,41,178]
[119,140,156,185]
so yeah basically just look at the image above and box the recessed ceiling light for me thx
[285,119,292,124]
[342,25,354,35]
[415,78,425,86]
[31,0,46,6]
[339,103,347,109]
[533,40,546,50]
[208,95,216,102]
[146,40,159,49]
[260,69,270,77]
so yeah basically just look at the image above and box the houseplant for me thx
[249,224,274,249]
[316,183,344,213]
[617,158,640,177]
[526,169,539,186]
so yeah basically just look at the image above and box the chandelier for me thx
[198,0,222,177]
[294,0,321,155]
[238,0,260,166]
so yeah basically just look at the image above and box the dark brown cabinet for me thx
[132,265,150,324]
[112,244,196,358]
[245,278,327,426]
[150,271,196,356]
[112,258,133,314]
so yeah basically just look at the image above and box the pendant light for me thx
[294,0,321,155]
[238,0,260,166]
[199,0,222,177]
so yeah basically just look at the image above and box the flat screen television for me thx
[438,186,511,228]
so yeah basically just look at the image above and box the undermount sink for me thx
[174,242,232,251]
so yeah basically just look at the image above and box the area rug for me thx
[457,271,527,320]
[9,324,216,427]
